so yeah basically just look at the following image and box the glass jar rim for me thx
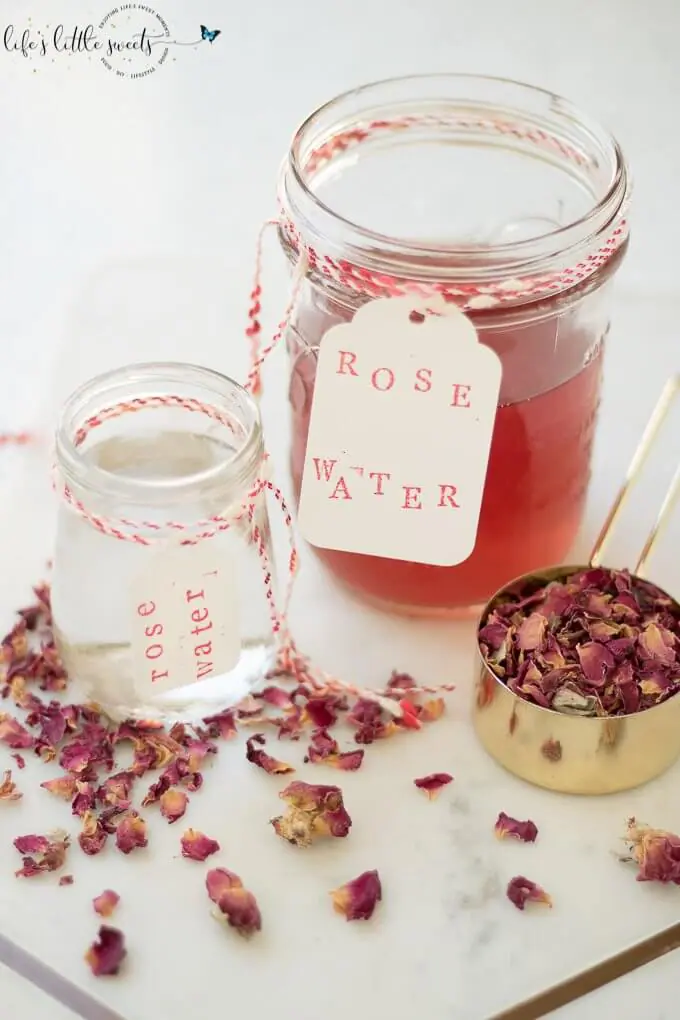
[55,362,263,507]
[279,73,630,290]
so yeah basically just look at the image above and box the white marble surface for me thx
[1,0,680,1018]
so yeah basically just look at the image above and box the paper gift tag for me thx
[298,297,502,566]
[130,542,241,697]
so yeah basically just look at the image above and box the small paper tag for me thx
[298,297,502,566]
[130,543,241,697]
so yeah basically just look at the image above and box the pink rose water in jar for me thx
[278,74,630,617]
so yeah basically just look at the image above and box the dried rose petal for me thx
[206,868,261,938]
[494,812,538,843]
[72,781,97,817]
[181,827,220,861]
[479,567,680,718]
[97,771,134,810]
[0,769,21,801]
[85,926,126,977]
[272,781,352,847]
[257,685,293,709]
[305,729,364,771]
[115,813,148,855]
[93,890,120,917]
[245,733,294,775]
[331,870,382,921]
[41,775,78,801]
[159,788,188,824]
[14,834,51,855]
[419,698,446,723]
[0,713,34,749]
[413,773,453,799]
[79,812,108,856]
[14,830,70,877]
[59,875,74,886]
[11,753,26,769]
[202,708,238,740]
[624,818,680,884]
[506,876,552,911]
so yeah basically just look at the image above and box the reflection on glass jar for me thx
[51,362,276,724]
[278,74,631,617]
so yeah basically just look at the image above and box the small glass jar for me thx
[278,74,631,617]
[51,362,276,724]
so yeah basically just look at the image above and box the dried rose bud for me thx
[331,870,382,922]
[506,876,552,911]
[624,818,680,884]
[93,890,120,917]
[0,714,34,749]
[79,812,108,856]
[85,926,126,977]
[272,781,352,847]
[59,875,74,887]
[40,776,77,801]
[206,868,261,938]
[413,773,453,799]
[115,813,148,855]
[494,812,538,843]
[14,830,70,877]
[181,827,220,861]
[159,789,188,824]
[0,769,21,801]
[245,734,294,775]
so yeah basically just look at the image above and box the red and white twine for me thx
[6,111,626,710]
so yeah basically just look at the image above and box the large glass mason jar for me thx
[51,363,276,723]
[278,74,631,617]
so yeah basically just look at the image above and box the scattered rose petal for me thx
[206,868,261,938]
[72,781,97,817]
[623,818,680,884]
[159,788,188,824]
[97,771,134,810]
[181,827,220,861]
[93,890,120,917]
[11,753,25,769]
[40,775,77,801]
[305,729,364,771]
[331,870,382,921]
[59,874,74,886]
[506,876,552,911]
[245,733,294,775]
[419,698,446,722]
[202,708,238,740]
[0,713,34,749]
[272,781,352,847]
[495,812,539,843]
[14,830,70,877]
[398,699,422,730]
[79,811,108,856]
[0,769,21,801]
[115,813,148,855]
[85,926,126,977]
[414,773,453,799]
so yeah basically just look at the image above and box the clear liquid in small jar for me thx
[52,429,275,724]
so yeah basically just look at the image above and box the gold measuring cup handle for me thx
[589,374,680,576]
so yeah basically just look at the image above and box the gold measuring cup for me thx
[472,375,680,795]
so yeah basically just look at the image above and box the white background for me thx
[0,1,679,1018]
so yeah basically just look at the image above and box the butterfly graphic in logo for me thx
[200,25,221,43]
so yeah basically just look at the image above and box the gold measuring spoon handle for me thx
[589,374,680,576]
